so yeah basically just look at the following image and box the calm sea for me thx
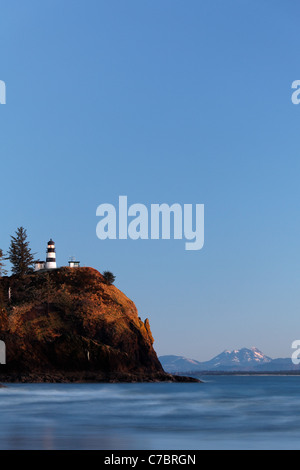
[0,376,300,450]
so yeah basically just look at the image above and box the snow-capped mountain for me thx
[206,347,272,368]
[159,347,297,373]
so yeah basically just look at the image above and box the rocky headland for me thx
[0,267,198,383]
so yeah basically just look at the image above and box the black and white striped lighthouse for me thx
[45,239,57,270]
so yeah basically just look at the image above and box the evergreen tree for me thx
[7,227,35,276]
[0,249,7,277]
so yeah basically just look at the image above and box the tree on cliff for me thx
[103,271,116,285]
[7,227,35,276]
[0,249,7,277]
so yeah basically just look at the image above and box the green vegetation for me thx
[102,271,116,285]
[7,227,35,276]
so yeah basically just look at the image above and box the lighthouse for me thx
[34,238,80,272]
[45,239,57,270]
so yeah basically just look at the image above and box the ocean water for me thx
[0,376,300,449]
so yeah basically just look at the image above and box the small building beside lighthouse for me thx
[34,260,45,271]
[68,256,80,268]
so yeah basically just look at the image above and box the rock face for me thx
[0,268,198,382]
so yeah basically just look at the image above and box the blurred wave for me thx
[0,376,300,449]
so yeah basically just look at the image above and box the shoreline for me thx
[0,371,201,384]
[179,371,300,377]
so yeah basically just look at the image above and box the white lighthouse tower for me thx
[45,239,57,270]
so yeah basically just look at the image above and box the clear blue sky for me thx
[0,0,299,360]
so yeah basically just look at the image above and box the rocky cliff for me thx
[0,267,197,382]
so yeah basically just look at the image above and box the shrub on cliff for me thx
[102,271,116,285]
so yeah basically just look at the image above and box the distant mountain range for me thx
[159,347,300,373]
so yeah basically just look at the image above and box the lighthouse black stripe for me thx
[47,248,56,252]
